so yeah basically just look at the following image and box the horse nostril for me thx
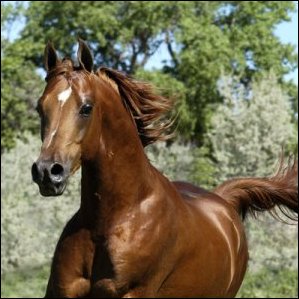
[50,163,64,177]
[31,162,39,181]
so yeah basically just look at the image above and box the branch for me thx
[165,31,178,67]
[129,41,138,74]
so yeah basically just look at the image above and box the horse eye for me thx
[79,104,93,117]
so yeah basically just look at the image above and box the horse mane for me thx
[97,67,174,147]
[45,59,174,146]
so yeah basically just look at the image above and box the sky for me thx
[273,1,298,83]
[4,1,298,85]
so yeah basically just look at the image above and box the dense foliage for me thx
[1,1,298,150]
[1,3,44,151]
[208,71,297,181]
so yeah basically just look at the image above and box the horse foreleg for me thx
[44,274,54,298]
[44,277,91,298]
[89,278,119,297]
[121,287,154,298]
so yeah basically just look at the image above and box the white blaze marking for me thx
[46,129,57,149]
[58,86,72,106]
[46,87,72,148]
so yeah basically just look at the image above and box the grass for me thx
[237,267,298,298]
[1,264,49,298]
[1,264,298,298]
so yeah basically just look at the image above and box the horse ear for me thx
[77,38,93,72]
[44,41,58,72]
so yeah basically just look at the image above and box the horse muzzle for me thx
[31,160,69,196]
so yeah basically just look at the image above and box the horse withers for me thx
[32,39,298,298]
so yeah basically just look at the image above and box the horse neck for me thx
[80,86,154,231]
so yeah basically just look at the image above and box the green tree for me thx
[172,1,297,141]
[207,71,296,182]
[1,1,297,151]
[17,2,298,141]
[1,2,44,152]
[20,1,180,73]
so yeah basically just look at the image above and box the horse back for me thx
[172,181,213,198]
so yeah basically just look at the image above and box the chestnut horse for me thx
[32,40,298,298]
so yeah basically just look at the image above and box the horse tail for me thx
[214,156,298,222]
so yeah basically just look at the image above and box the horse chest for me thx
[87,222,154,297]
[107,219,157,279]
